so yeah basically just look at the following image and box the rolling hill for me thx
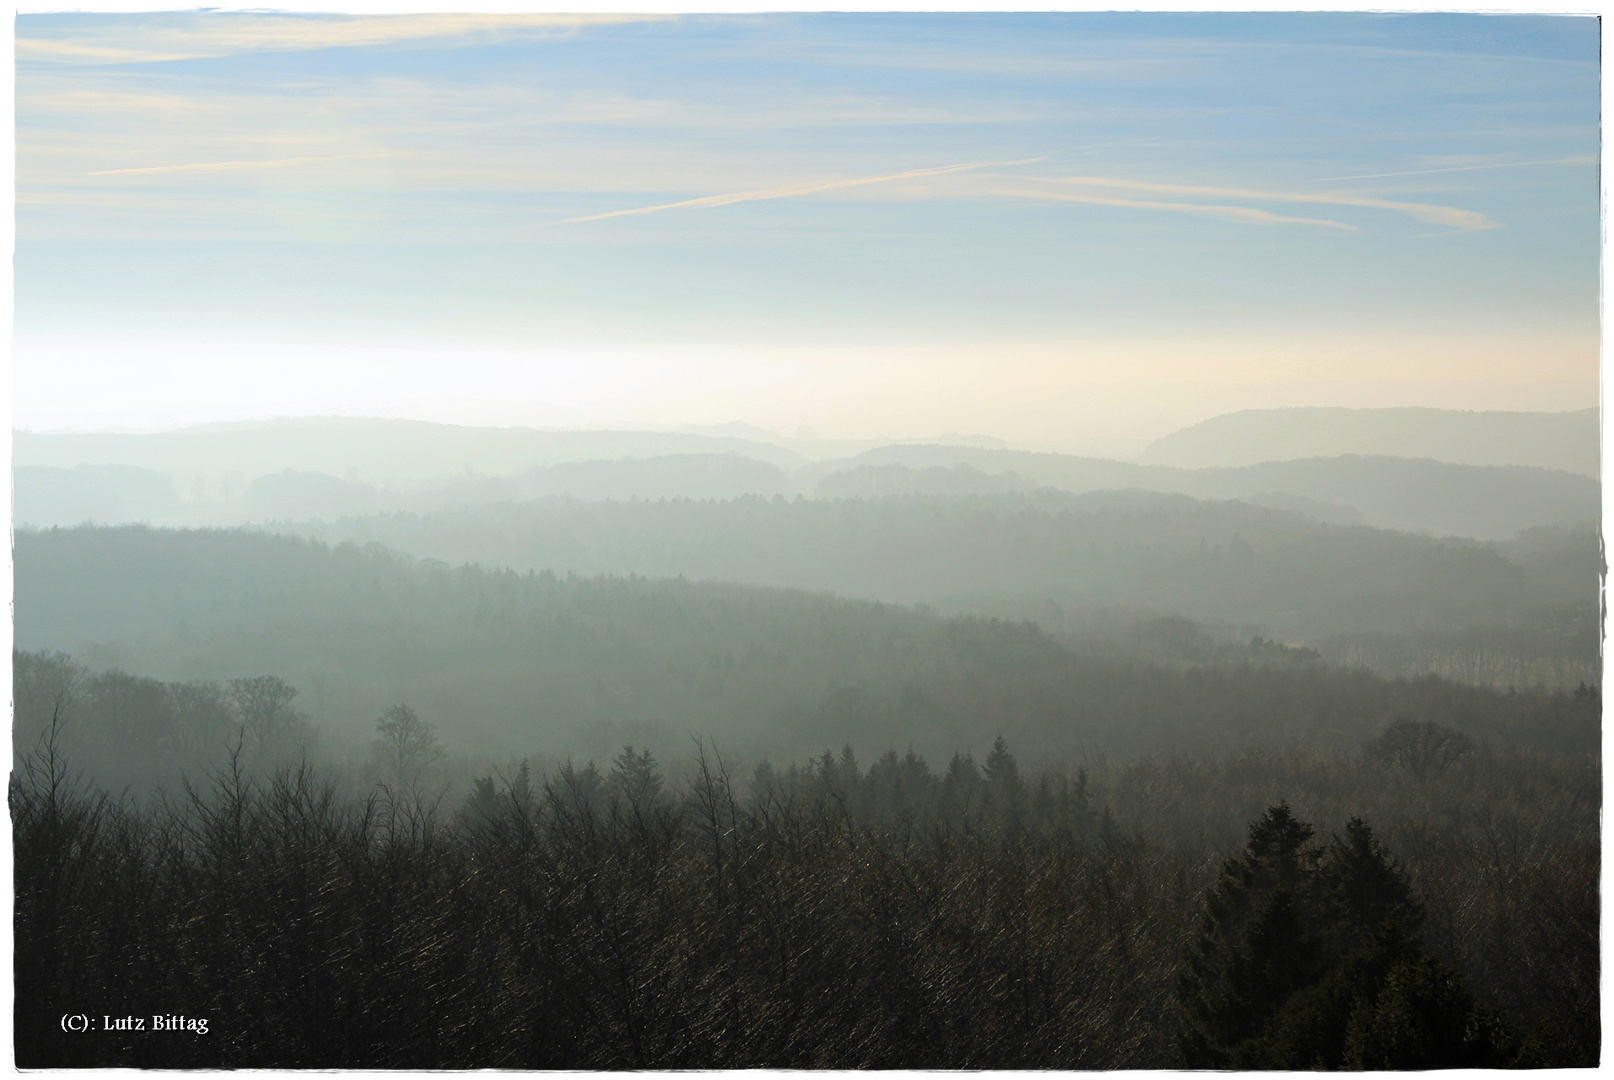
[1139,406,1598,476]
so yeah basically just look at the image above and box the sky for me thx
[13,12,1602,450]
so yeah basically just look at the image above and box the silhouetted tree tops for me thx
[1179,804,1510,1069]
[13,716,1596,1069]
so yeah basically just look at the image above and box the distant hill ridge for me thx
[837,446,1596,540]
[11,410,1602,540]
[13,417,811,480]
[1140,407,1598,476]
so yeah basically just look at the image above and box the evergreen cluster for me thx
[15,721,1596,1069]
[1178,804,1511,1068]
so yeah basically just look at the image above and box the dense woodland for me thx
[12,512,1601,1069]
[14,711,1597,1067]
[285,491,1598,633]
[12,525,1600,774]
[21,488,1597,691]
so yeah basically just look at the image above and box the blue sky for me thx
[14,13,1600,445]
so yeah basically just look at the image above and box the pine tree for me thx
[458,759,536,839]
[981,735,1026,834]
[1178,805,1512,1069]
[609,745,664,807]
[835,743,864,817]
[459,773,502,836]
[555,759,605,816]
[1178,803,1327,1067]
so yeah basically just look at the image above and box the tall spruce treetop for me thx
[610,745,664,807]
[1323,817,1423,939]
[1178,804,1510,1069]
[1178,803,1328,1068]
[982,735,1027,833]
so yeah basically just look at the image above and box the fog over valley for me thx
[14,406,1601,1069]
[16,404,1600,758]
[12,12,1600,1070]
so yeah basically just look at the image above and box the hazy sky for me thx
[14,13,1600,447]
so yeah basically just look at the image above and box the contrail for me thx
[559,157,1045,224]
[1034,174,1494,231]
[1314,155,1596,182]
[993,188,1357,232]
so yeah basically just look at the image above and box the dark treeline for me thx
[11,639,1598,789]
[15,720,1596,1068]
[13,526,1600,766]
[13,652,319,789]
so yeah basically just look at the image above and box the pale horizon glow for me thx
[14,12,1600,443]
[13,334,1598,453]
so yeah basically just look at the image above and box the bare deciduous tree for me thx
[372,703,444,786]
[227,675,302,751]
[1364,718,1474,780]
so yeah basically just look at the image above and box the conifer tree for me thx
[609,745,664,807]
[982,735,1026,834]
[1178,803,1327,1067]
[1178,805,1511,1069]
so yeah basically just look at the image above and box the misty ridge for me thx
[14,404,1602,1068]
[15,406,1599,537]
[1139,406,1599,474]
[16,406,1600,701]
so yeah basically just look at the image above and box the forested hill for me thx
[281,492,1595,642]
[14,525,1597,772]
[836,447,1598,539]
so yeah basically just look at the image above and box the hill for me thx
[128,490,1605,642]
[14,416,1599,541]
[13,525,1597,773]
[831,448,1598,540]
[14,417,808,484]
[1139,407,1599,476]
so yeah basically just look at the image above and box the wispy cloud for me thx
[564,161,1493,232]
[1314,155,1596,182]
[87,153,396,178]
[559,158,1044,225]
[1034,175,1496,231]
[17,13,670,66]
[993,187,1357,231]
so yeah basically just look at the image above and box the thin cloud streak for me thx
[1040,175,1495,231]
[87,153,394,177]
[559,158,1045,224]
[18,14,671,66]
[994,187,1357,231]
[1314,155,1596,181]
